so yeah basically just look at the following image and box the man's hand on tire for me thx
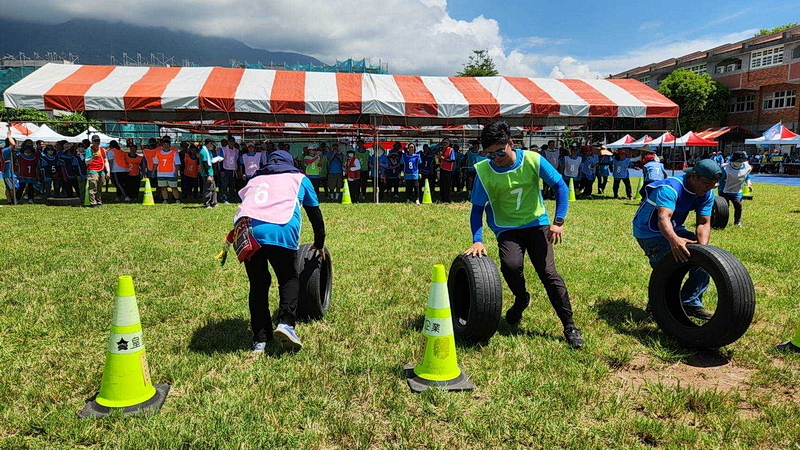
[464,242,487,257]
[669,237,696,263]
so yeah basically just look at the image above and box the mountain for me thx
[0,17,324,67]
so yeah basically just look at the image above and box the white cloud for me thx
[549,30,759,79]
[639,21,661,31]
[0,1,765,81]
[2,0,544,76]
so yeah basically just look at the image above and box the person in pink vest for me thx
[219,137,240,203]
[221,150,326,354]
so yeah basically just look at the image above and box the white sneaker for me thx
[124,197,131,202]
[415,199,420,205]
[274,323,302,351]
[175,199,181,204]
[162,200,168,204]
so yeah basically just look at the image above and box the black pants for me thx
[62,178,78,197]
[309,177,321,195]
[244,245,299,342]
[613,178,632,198]
[579,176,594,196]
[126,175,141,200]
[720,193,744,224]
[183,176,199,199]
[348,178,361,202]
[387,178,400,197]
[360,171,369,197]
[497,226,574,327]
[597,175,609,193]
[439,170,452,202]
[405,179,420,202]
[202,176,217,207]
[111,172,128,199]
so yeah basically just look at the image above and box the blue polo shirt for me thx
[633,175,714,239]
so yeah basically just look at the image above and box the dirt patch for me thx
[614,353,754,392]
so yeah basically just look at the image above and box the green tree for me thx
[657,68,730,131]
[0,100,49,123]
[54,112,101,137]
[756,22,797,36]
[456,50,499,77]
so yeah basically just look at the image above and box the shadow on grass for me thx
[189,317,251,354]
[594,297,730,367]
[496,322,564,344]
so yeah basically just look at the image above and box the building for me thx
[612,25,800,134]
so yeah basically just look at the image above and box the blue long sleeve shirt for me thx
[470,150,569,242]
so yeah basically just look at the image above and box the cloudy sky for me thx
[4,0,799,78]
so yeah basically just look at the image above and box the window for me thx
[793,46,800,59]
[715,59,742,74]
[762,90,796,110]
[728,94,755,113]
[638,76,650,84]
[750,45,784,69]
[688,63,707,74]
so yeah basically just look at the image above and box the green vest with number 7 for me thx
[474,150,544,228]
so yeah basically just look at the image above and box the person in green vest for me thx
[355,140,371,200]
[303,145,322,194]
[317,144,328,199]
[464,121,583,348]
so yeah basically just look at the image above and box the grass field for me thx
[1,183,798,449]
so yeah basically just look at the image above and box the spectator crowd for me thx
[1,129,768,207]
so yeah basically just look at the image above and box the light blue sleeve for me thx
[697,193,713,217]
[300,176,320,207]
[653,185,678,210]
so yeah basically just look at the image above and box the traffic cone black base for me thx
[777,341,800,353]
[404,365,473,393]
[80,383,170,418]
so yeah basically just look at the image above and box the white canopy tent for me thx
[69,126,120,145]
[28,124,70,142]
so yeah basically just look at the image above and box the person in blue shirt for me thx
[718,151,753,227]
[221,150,326,354]
[386,151,402,199]
[596,146,613,195]
[640,153,668,199]
[632,159,722,320]
[464,121,583,348]
[2,129,16,204]
[326,143,344,200]
[419,144,435,194]
[402,143,422,203]
[578,147,598,197]
[39,144,58,198]
[612,150,633,200]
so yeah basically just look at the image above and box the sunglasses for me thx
[485,150,506,160]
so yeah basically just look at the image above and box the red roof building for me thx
[612,25,800,135]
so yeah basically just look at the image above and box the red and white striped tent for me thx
[3,64,679,126]
[606,134,636,149]
[627,134,654,148]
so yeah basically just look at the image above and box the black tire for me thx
[649,244,755,348]
[46,197,82,207]
[294,244,332,321]
[710,195,729,229]
[447,254,503,343]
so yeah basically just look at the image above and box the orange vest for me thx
[111,148,128,171]
[156,149,177,174]
[142,147,158,171]
[440,147,455,171]
[126,154,143,176]
[183,155,199,178]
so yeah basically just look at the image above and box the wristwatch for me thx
[553,217,565,226]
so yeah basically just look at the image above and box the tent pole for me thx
[373,116,380,204]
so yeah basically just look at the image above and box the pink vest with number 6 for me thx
[234,173,304,225]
